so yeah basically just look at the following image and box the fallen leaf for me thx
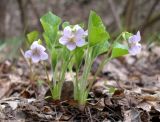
[124,109,141,122]
[6,100,20,110]
[137,102,152,112]
[0,79,11,99]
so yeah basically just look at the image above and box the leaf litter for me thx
[0,45,160,121]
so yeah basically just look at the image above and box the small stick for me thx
[87,107,93,122]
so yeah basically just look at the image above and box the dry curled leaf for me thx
[124,109,141,122]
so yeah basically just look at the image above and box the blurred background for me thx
[0,0,160,61]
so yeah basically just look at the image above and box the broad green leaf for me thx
[111,42,128,58]
[122,32,132,40]
[88,11,110,47]
[43,33,52,50]
[27,31,39,44]
[91,41,110,59]
[40,12,61,47]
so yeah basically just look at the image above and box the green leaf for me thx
[88,11,110,47]
[56,47,70,64]
[27,31,39,44]
[111,42,128,58]
[43,33,52,50]
[40,12,61,47]
[91,41,110,59]
[109,87,116,93]
[37,80,44,86]
[122,32,132,40]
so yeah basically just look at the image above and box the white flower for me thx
[128,31,142,55]
[24,41,48,63]
[59,25,88,51]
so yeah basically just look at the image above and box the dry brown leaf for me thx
[132,87,142,94]
[140,94,160,101]
[0,79,11,99]
[148,101,160,112]
[103,60,128,81]
[124,109,141,122]
[137,102,152,112]
[6,100,20,110]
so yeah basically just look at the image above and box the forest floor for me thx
[0,44,160,122]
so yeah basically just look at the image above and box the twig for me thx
[142,13,160,31]
[133,13,160,33]
[125,0,135,31]
[41,61,50,84]
[0,0,7,39]
[19,48,30,66]
[16,0,28,34]
[0,97,20,103]
[28,0,40,19]
[28,0,42,31]
[141,0,160,34]
[87,107,93,122]
[107,0,122,31]
[19,48,35,83]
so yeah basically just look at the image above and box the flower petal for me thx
[31,41,45,52]
[75,39,85,47]
[129,43,141,55]
[136,31,141,42]
[63,26,72,38]
[66,42,76,51]
[128,31,141,44]
[128,35,137,44]
[40,52,48,60]
[31,56,40,63]
[24,50,32,58]
[75,28,85,38]
[37,45,46,52]
[31,41,39,50]
[59,37,68,45]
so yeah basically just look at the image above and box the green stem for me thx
[42,62,50,84]
[77,47,93,105]
[55,54,73,99]
[53,62,58,83]
[88,56,112,91]
[29,60,34,82]
[88,33,123,91]
[81,47,93,91]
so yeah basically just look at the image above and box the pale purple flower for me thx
[59,25,88,51]
[128,31,142,55]
[128,43,141,55]
[24,41,48,63]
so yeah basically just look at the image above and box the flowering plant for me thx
[59,25,87,51]
[24,11,141,105]
[24,40,48,63]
